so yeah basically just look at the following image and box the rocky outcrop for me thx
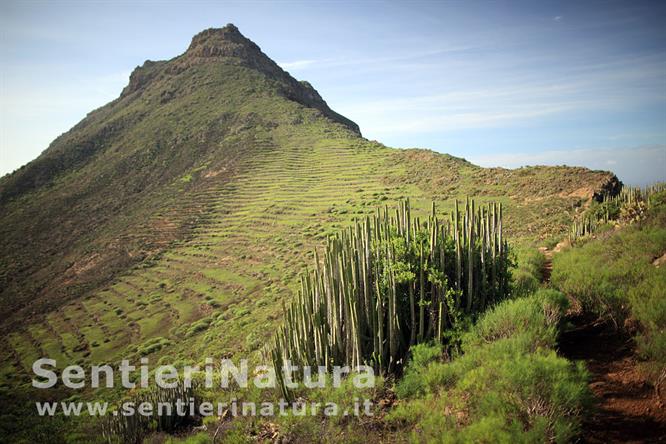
[122,24,360,135]
[593,174,623,201]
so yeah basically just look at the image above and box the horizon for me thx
[1,0,665,185]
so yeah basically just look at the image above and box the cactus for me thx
[269,198,510,389]
[102,382,202,443]
[569,182,665,242]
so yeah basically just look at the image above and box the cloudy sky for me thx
[1,0,664,185]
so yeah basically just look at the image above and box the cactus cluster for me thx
[269,199,510,396]
[570,216,597,241]
[101,383,201,443]
[570,183,665,242]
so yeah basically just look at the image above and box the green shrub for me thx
[552,225,666,322]
[391,291,588,443]
[406,342,444,369]
[511,268,540,298]
[164,432,210,444]
[464,289,568,349]
[391,339,589,443]
[628,271,666,369]
[137,337,172,356]
[514,247,547,282]
[185,318,212,338]
[233,307,250,318]
[452,350,588,444]
[552,197,666,380]
[395,343,448,398]
[511,247,547,297]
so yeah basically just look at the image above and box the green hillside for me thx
[0,25,617,396]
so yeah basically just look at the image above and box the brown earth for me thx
[538,246,554,282]
[559,317,666,443]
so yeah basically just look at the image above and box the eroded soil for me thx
[559,318,666,443]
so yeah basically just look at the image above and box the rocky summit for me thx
[122,24,360,133]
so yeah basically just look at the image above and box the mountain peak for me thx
[185,24,262,60]
[119,25,360,134]
[176,24,292,82]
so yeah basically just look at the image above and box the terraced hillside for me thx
[0,25,618,385]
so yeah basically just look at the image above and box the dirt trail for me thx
[559,317,666,443]
[538,246,553,283]
[540,245,665,442]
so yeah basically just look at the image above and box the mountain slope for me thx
[0,25,360,319]
[0,25,617,381]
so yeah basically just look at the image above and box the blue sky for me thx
[1,0,664,185]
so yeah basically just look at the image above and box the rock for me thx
[623,317,641,335]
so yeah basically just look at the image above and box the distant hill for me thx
[0,25,619,380]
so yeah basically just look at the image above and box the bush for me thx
[397,291,570,399]
[511,247,547,297]
[552,198,666,380]
[512,268,540,298]
[164,432,210,444]
[392,339,589,442]
[464,289,568,349]
[628,271,666,370]
[395,343,448,398]
[455,349,589,443]
[137,337,172,356]
[515,248,547,282]
[391,291,588,443]
[406,342,444,369]
[552,225,666,322]
[185,318,212,337]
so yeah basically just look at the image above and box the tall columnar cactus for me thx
[569,182,665,242]
[102,383,201,443]
[269,198,510,392]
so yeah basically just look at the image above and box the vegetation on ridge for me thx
[568,182,665,242]
[270,198,510,390]
[390,290,589,443]
[553,189,666,380]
